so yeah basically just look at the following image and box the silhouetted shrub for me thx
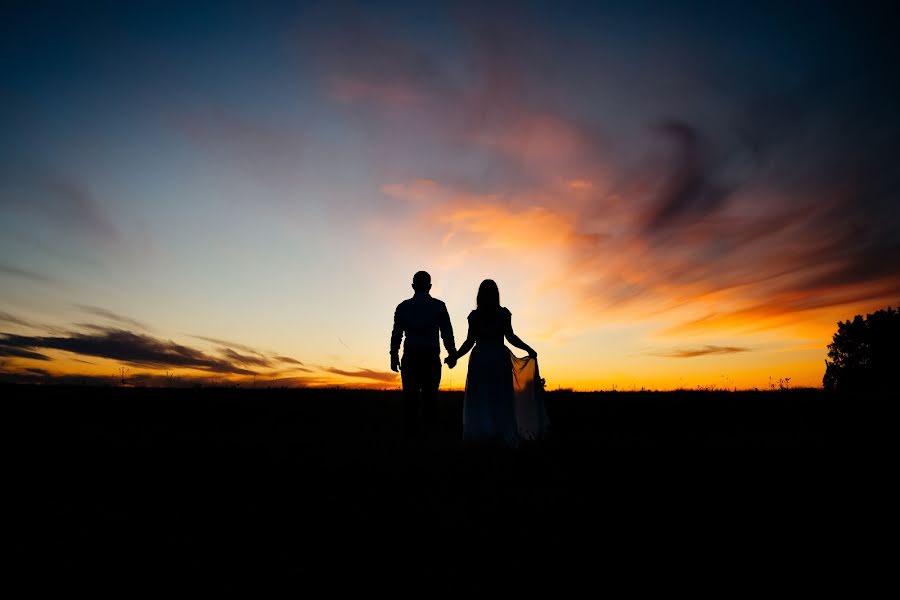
[823,305,899,392]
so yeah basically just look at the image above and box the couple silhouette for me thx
[390,271,548,447]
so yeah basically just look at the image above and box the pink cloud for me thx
[330,77,426,107]
[319,11,900,344]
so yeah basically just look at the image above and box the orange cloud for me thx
[568,179,594,190]
[374,169,900,364]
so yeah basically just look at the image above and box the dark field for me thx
[10,384,875,592]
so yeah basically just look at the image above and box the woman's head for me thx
[477,279,500,310]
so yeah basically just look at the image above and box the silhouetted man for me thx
[391,271,456,441]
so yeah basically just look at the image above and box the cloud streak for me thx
[74,305,148,330]
[172,108,305,177]
[321,367,400,384]
[274,355,305,365]
[0,311,33,327]
[219,347,274,369]
[649,346,751,359]
[0,263,54,284]
[189,335,266,357]
[0,345,51,360]
[0,328,259,375]
[0,168,119,242]
[0,321,362,387]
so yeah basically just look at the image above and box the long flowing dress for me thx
[462,307,549,446]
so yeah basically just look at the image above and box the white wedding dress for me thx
[462,307,549,446]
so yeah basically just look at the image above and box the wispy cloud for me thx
[0,168,119,242]
[0,310,33,327]
[74,305,148,330]
[172,108,305,178]
[191,337,313,371]
[274,355,305,365]
[219,347,274,368]
[0,263,55,284]
[189,335,266,357]
[648,345,751,359]
[321,366,399,384]
[0,328,259,375]
[0,345,51,360]
[0,318,330,384]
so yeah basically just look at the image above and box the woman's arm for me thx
[505,317,537,358]
[455,337,475,359]
[447,318,475,363]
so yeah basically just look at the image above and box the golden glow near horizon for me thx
[0,306,869,391]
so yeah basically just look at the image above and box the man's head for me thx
[412,270,431,293]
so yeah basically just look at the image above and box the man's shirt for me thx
[391,292,456,357]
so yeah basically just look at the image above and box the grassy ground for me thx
[8,385,871,592]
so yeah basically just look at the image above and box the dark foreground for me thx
[9,385,879,592]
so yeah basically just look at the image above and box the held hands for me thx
[527,348,538,359]
[444,353,458,369]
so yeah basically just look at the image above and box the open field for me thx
[9,385,874,592]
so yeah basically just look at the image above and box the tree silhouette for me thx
[824,305,899,392]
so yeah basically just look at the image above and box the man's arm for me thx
[390,305,403,372]
[439,303,457,367]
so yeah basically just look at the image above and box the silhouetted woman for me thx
[445,279,548,447]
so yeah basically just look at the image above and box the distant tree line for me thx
[824,305,898,392]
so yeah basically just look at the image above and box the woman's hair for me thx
[476,279,500,311]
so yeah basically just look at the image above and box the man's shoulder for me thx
[395,298,413,312]
[397,295,448,314]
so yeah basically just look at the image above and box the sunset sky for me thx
[2,1,898,390]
